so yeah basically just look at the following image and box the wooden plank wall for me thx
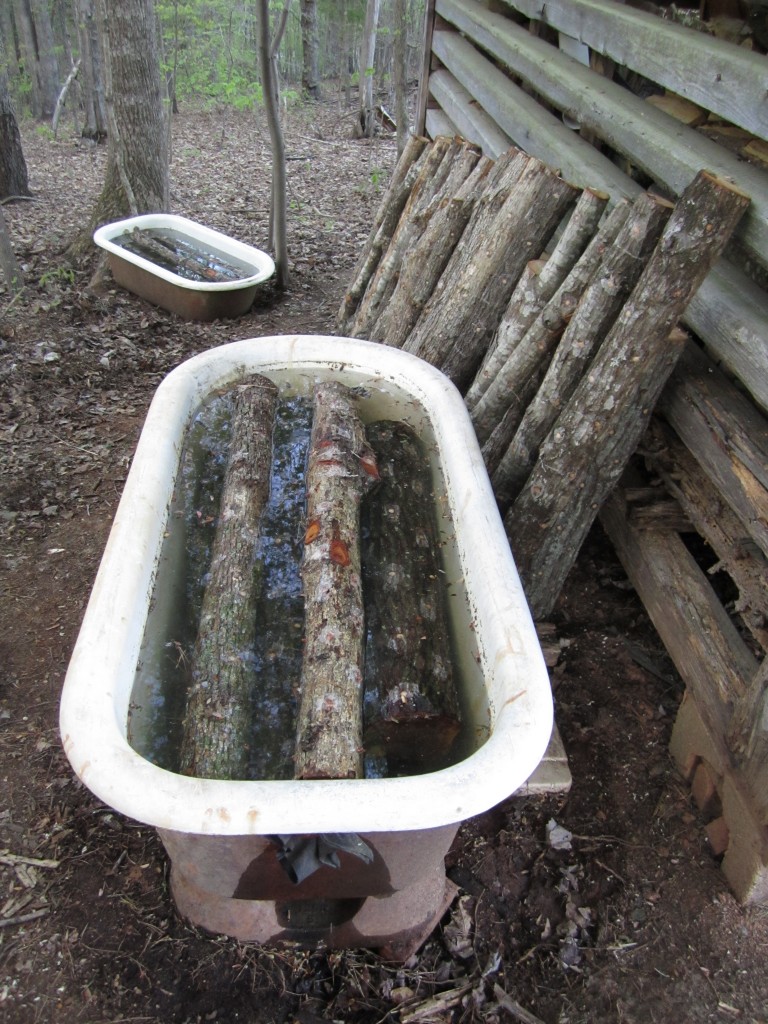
[416,0,768,902]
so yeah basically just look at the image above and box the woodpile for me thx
[339,136,750,619]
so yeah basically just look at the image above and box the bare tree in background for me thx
[393,0,408,153]
[300,0,320,99]
[358,0,380,137]
[257,0,289,290]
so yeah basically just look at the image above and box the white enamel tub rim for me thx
[93,213,275,291]
[59,335,553,836]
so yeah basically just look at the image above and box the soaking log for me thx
[362,422,461,774]
[178,375,278,780]
[126,227,241,281]
[294,382,379,780]
[508,170,751,620]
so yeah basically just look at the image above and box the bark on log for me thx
[507,170,750,620]
[374,155,495,350]
[492,191,673,505]
[179,376,278,780]
[398,148,533,358]
[349,136,473,338]
[405,155,579,392]
[294,382,378,780]
[471,199,631,452]
[467,187,609,410]
[337,134,429,333]
[361,422,461,774]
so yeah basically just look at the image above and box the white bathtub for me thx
[59,335,555,953]
[93,214,275,320]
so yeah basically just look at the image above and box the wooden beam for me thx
[646,417,768,654]
[415,0,439,137]
[499,0,768,143]
[431,28,638,202]
[659,346,768,561]
[600,485,757,743]
[428,68,513,157]
[685,264,768,418]
[435,0,768,269]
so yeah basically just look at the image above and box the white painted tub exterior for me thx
[93,214,275,319]
[59,335,553,837]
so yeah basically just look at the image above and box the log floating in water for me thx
[294,382,379,780]
[124,227,243,282]
[178,375,279,780]
[507,170,751,620]
[362,421,461,775]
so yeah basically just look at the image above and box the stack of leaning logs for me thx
[337,135,750,621]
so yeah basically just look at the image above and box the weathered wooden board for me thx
[658,346,768,561]
[428,68,513,158]
[645,417,768,654]
[600,482,755,740]
[435,0,768,268]
[500,0,768,142]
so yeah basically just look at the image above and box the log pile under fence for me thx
[339,137,749,621]
[339,133,768,903]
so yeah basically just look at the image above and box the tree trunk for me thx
[405,155,579,392]
[294,383,378,780]
[300,0,320,99]
[471,199,632,452]
[466,187,609,411]
[0,61,30,199]
[0,204,24,294]
[393,0,408,154]
[491,191,673,503]
[28,0,60,119]
[374,154,494,349]
[257,0,289,289]
[76,0,107,141]
[507,170,750,620]
[362,422,461,774]
[179,377,279,781]
[358,0,380,138]
[83,0,168,253]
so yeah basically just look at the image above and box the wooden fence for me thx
[416,0,768,903]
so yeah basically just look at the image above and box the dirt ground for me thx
[2,102,767,1024]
